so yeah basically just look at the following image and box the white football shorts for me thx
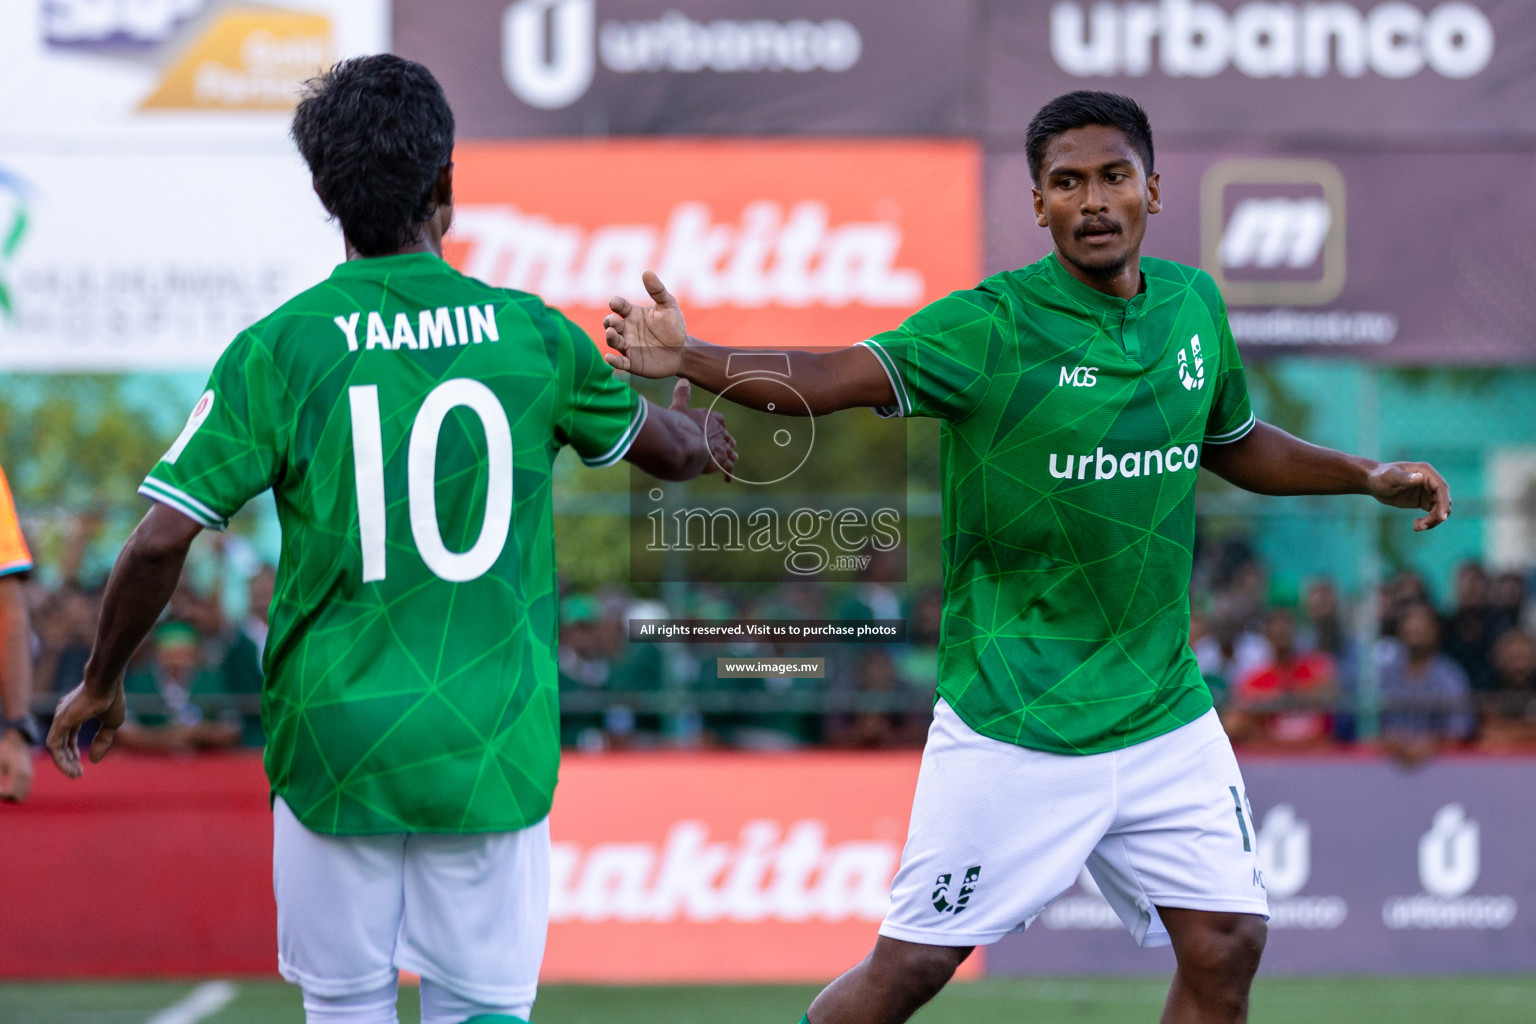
[273,797,550,1010]
[880,699,1269,948]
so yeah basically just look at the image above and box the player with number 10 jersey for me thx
[141,252,643,836]
[46,56,733,1024]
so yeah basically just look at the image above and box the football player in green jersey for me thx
[604,92,1449,1024]
[45,55,734,1024]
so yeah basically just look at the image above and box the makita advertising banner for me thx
[993,758,1536,974]
[985,149,1536,363]
[444,140,981,351]
[985,0,1536,140]
[393,0,974,136]
[540,753,984,982]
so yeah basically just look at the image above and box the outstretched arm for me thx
[45,503,202,778]
[604,271,897,415]
[1201,421,1451,531]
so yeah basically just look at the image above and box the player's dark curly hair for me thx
[290,54,455,257]
[1025,91,1154,186]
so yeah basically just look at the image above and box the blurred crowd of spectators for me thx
[21,531,1536,761]
[1192,551,1536,764]
[27,558,271,756]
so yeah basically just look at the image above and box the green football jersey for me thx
[141,253,645,834]
[861,254,1254,755]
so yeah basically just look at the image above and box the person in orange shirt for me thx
[0,464,38,802]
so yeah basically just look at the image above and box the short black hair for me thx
[291,54,455,257]
[1025,91,1154,186]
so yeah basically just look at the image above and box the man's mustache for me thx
[1074,218,1122,239]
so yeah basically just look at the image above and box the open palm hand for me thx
[603,271,690,380]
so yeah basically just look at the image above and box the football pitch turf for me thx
[3,977,1536,1024]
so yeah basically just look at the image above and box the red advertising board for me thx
[544,751,985,982]
[443,140,981,351]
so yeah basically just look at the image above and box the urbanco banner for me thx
[991,757,1536,974]
[984,0,1536,141]
[443,140,981,351]
[984,148,1536,363]
[393,0,976,136]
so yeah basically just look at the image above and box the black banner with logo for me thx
[984,0,1536,141]
[392,0,1536,361]
[394,0,975,136]
[985,148,1536,362]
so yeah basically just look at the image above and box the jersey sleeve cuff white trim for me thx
[139,477,229,530]
[1204,412,1257,446]
[859,338,911,418]
[0,558,33,578]
[580,400,648,468]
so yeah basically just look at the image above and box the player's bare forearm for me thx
[0,577,32,720]
[628,403,716,481]
[623,382,738,482]
[81,503,201,697]
[604,271,896,414]
[1201,420,1451,531]
[1201,421,1372,495]
[48,503,201,778]
[677,341,896,415]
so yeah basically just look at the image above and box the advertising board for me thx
[992,757,1536,973]
[0,152,340,370]
[541,752,983,982]
[0,1,389,146]
[445,140,981,352]
[984,148,1536,362]
[394,0,974,136]
[984,0,1536,141]
[3,753,1533,978]
[0,141,977,370]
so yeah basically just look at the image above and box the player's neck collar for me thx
[331,251,448,278]
[1044,251,1149,315]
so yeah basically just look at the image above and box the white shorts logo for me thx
[931,865,980,914]
[164,389,215,464]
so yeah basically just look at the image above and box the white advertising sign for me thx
[0,151,341,370]
[0,0,389,148]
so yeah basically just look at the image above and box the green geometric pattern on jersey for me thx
[142,253,643,834]
[862,254,1254,755]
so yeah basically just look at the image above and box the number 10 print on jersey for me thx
[350,380,514,584]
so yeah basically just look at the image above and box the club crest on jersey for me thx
[932,865,981,914]
[1178,335,1205,391]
